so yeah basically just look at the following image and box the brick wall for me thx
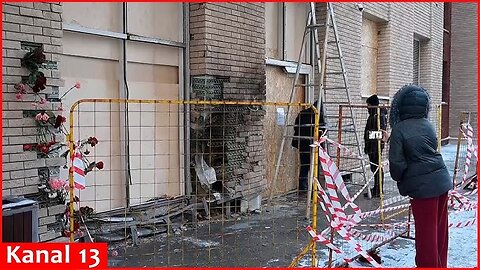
[314,3,444,112]
[2,2,65,242]
[449,3,478,137]
[189,3,266,203]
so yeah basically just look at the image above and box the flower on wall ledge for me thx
[32,72,47,93]
[54,115,66,128]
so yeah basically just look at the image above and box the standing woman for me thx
[388,85,452,267]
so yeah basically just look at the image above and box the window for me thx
[413,39,420,85]
[265,3,310,64]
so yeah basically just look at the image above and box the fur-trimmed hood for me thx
[389,84,431,127]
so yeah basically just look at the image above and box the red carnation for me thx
[32,72,47,93]
[23,144,32,151]
[54,115,66,128]
[73,221,80,231]
[36,144,43,151]
[31,47,46,64]
[95,161,104,170]
[87,137,98,147]
[40,146,49,154]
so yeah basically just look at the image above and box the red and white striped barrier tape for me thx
[449,217,477,228]
[306,134,477,266]
[380,195,409,208]
[309,144,382,267]
[72,149,86,190]
[460,123,477,187]
[349,228,397,243]
[306,226,353,264]
[354,203,411,220]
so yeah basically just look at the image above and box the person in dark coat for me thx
[388,84,452,268]
[363,95,388,198]
[292,101,326,191]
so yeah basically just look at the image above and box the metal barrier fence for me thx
[452,111,478,188]
[319,104,443,267]
[65,98,465,267]
[67,99,327,267]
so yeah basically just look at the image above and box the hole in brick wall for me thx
[21,41,43,52]
[191,76,230,100]
[38,167,50,184]
[23,110,45,118]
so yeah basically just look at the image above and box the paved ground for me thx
[107,142,477,268]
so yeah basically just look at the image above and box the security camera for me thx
[356,3,364,12]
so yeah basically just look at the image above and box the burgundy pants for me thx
[411,192,449,268]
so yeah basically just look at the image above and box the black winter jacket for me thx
[292,102,327,150]
[364,107,388,155]
[388,85,452,199]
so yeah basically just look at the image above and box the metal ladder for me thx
[268,2,369,208]
[319,3,369,195]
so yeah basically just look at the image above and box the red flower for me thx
[14,83,26,92]
[31,47,46,64]
[41,146,49,154]
[95,161,104,170]
[23,144,32,151]
[73,221,80,231]
[32,72,47,93]
[74,82,81,89]
[87,137,98,147]
[54,115,66,128]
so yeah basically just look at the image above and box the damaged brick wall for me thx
[189,3,266,207]
[2,2,65,241]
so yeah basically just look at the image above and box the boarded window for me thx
[361,17,379,96]
[62,3,184,212]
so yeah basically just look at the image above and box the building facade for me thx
[448,3,478,138]
[2,2,447,242]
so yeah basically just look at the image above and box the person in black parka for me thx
[388,85,452,268]
[363,94,388,198]
[292,101,327,191]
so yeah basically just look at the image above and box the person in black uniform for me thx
[363,95,388,198]
[292,101,327,191]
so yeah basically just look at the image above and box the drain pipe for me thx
[122,2,132,208]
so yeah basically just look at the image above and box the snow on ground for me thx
[378,143,478,268]
[297,143,478,268]
[378,204,477,268]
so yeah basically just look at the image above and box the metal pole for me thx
[311,107,320,267]
[437,104,442,151]
[452,112,466,187]
[183,3,192,196]
[68,129,75,243]
[377,107,384,223]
